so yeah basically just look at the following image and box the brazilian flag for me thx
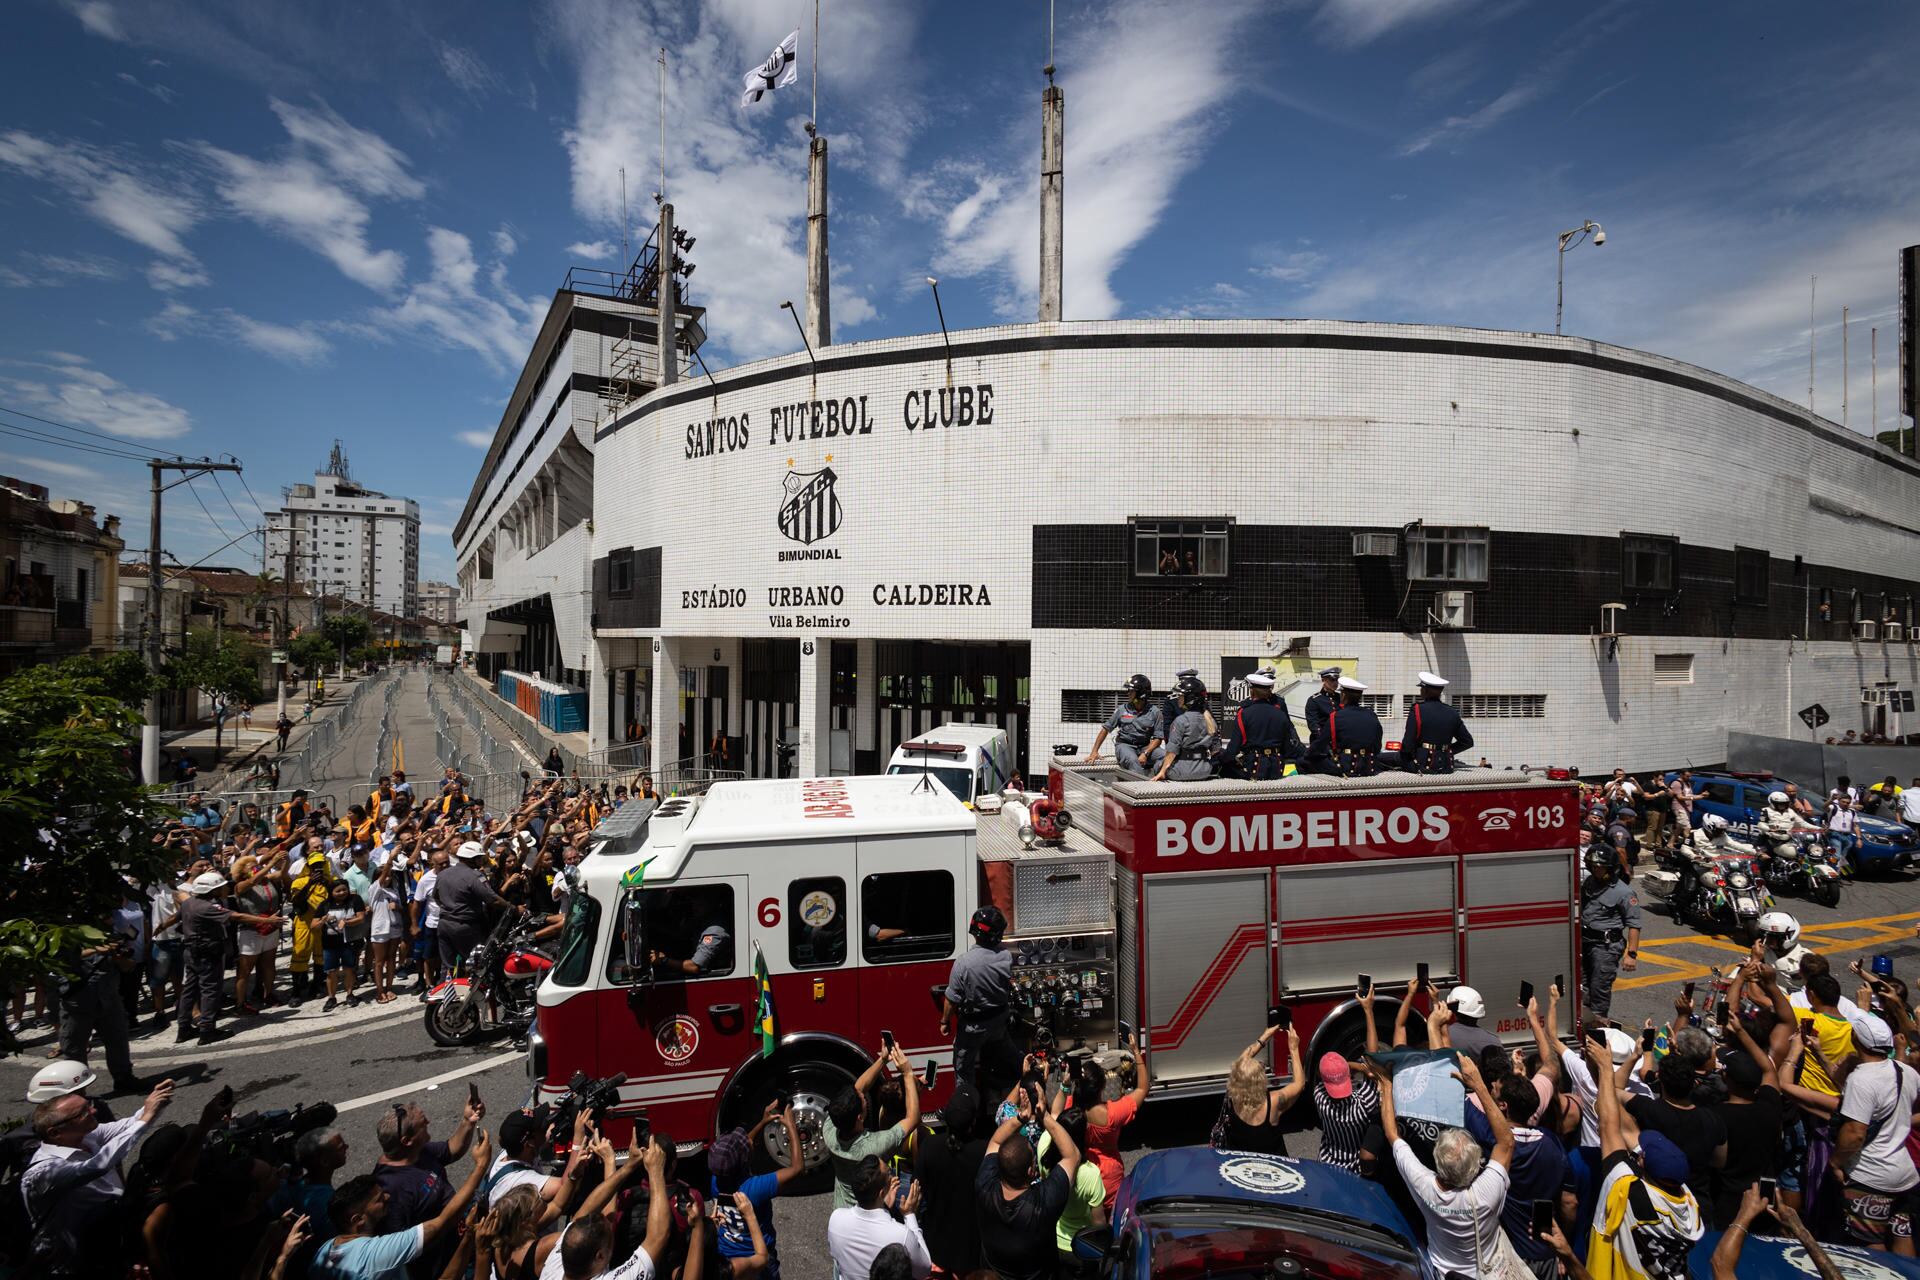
[754,944,777,1058]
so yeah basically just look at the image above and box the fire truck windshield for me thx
[885,763,971,804]
[551,889,600,987]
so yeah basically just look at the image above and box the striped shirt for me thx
[1314,1076,1380,1174]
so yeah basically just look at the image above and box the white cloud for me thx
[492,226,517,258]
[920,0,1262,320]
[1250,248,1329,284]
[373,227,544,370]
[0,453,101,483]
[0,251,126,288]
[116,71,177,103]
[455,430,492,448]
[564,240,618,261]
[1313,0,1483,46]
[0,131,206,285]
[438,43,501,96]
[0,356,192,440]
[64,0,125,40]
[146,258,209,290]
[148,301,331,364]
[267,98,424,200]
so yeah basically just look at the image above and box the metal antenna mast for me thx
[657,48,667,204]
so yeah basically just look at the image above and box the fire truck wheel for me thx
[1308,999,1418,1076]
[728,1057,853,1191]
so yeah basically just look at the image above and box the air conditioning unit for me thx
[1854,620,1879,642]
[1599,602,1627,637]
[1352,532,1398,557]
[1431,590,1475,630]
[1887,623,1907,643]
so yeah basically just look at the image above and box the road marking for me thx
[137,1004,422,1064]
[1617,909,1920,991]
[335,1049,522,1113]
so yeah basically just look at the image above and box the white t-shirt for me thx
[1901,789,1920,823]
[485,1151,547,1206]
[309,1224,423,1280]
[415,869,441,929]
[1560,1044,1656,1149]
[536,1239,653,1280]
[369,881,404,941]
[1391,1138,1510,1278]
[1838,1058,1920,1193]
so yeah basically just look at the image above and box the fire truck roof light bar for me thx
[901,742,968,756]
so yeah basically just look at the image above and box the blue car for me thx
[1663,771,1916,873]
[1074,1145,1438,1280]
[1688,1229,1920,1277]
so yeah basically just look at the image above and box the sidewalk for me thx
[157,674,374,792]
[459,668,591,765]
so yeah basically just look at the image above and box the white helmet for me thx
[1768,791,1790,807]
[1703,814,1729,833]
[27,1059,97,1103]
[455,840,487,861]
[1759,911,1801,951]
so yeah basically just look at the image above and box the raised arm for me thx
[1588,1038,1626,1159]
[420,1128,490,1247]
[1274,1028,1309,1110]
[1528,991,1562,1088]
[1458,1057,1513,1170]
[1040,1107,1081,1181]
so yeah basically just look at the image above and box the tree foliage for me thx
[288,630,333,675]
[166,627,261,705]
[323,614,371,653]
[0,655,175,998]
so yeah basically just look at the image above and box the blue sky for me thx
[3,0,1918,585]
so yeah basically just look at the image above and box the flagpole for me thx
[812,0,820,132]
[657,47,667,204]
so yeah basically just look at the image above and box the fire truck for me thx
[528,762,1579,1163]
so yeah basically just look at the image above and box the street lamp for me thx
[926,276,953,384]
[1556,220,1605,336]
[779,301,816,369]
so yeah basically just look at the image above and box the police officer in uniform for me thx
[1220,670,1301,780]
[1402,671,1474,774]
[1301,667,1342,773]
[941,906,1014,1087]
[1087,675,1163,777]
[1150,681,1217,782]
[1324,677,1383,777]
[1578,846,1642,1024]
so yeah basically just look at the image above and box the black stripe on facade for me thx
[1032,525,1920,641]
[599,330,1920,480]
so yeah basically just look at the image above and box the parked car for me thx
[1689,1228,1920,1276]
[1073,1145,1437,1280]
[1663,770,1916,873]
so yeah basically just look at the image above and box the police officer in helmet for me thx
[1087,675,1164,777]
[940,906,1014,1087]
[1402,671,1474,774]
[1220,669,1301,781]
[1324,677,1383,777]
[1578,845,1641,1024]
[1150,679,1217,782]
[1158,668,1216,740]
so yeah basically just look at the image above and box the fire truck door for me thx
[1141,870,1272,1084]
[764,842,862,1050]
[1461,852,1578,1043]
[857,833,967,1079]
[1275,859,1458,996]
[601,875,752,1133]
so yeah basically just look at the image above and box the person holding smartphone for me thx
[1212,1011,1307,1155]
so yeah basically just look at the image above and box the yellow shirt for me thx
[1795,1008,1854,1096]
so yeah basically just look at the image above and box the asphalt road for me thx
[5,700,1917,1280]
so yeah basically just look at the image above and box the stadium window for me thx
[1406,526,1489,583]
[608,548,633,597]
[1735,546,1769,605]
[1622,533,1678,593]
[1131,518,1230,579]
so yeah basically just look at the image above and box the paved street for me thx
[4,709,1916,1280]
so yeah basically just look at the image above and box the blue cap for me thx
[1638,1132,1689,1185]
[1872,954,1895,978]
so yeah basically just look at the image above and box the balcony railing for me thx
[0,606,55,645]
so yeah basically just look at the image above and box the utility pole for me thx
[143,457,244,786]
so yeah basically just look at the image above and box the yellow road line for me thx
[1614,908,1920,991]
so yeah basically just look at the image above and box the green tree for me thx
[323,614,371,654]
[166,627,262,755]
[0,655,174,1004]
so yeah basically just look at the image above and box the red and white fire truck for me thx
[528,762,1579,1161]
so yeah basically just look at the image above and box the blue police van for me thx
[1663,771,1916,873]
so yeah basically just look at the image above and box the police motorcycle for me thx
[1653,815,1772,943]
[424,906,553,1046]
[1754,790,1845,908]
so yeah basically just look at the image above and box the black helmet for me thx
[968,906,1007,944]
[1124,674,1152,699]
[1584,846,1615,877]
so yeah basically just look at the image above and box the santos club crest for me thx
[779,467,842,545]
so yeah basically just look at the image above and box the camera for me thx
[207,1101,338,1166]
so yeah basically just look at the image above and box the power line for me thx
[209,470,258,541]
[0,421,152,463]
[231,463,271,524]
[184,473,237,543]
[0,401,185,458]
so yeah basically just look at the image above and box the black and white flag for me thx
[741,30,800,108]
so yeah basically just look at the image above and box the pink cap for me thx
[1319,1052,1353,1099]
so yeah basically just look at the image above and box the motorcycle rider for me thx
[1756,911,1811,991]
[1758,789,1822,871]
[1676,814,1755,917]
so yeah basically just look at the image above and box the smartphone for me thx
[1518,980,1534,1007]
[1683,981,1697,1003]
[923,1060,938,1091]
[892,1162,916,1210]
[1553,974,1564,999]
[1641,1027,1656,1051]
[1530,1200,1556,1240]
[1586,1025,1608,1045]
[1850,958,1866,975]
[1758,1177,1777,1200]
[632,1108,651,1145]
[1715,999,1731,1026]
[1117,1021,1134,1049]
[880,1029,896,1054]
[1271,1005,1292,1031]
[1416,962,1431,990]
[467,1081,481,1109]
[1356,973,1373,998]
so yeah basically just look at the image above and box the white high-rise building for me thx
[267,444,420,617]
[419,580,457,623]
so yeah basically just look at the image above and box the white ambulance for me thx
[883,722,1017,807]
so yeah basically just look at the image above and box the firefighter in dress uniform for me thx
[1149,681,1218,783]
[1301,667,1342,774]
[1578,845,1641,1023]
[940,906,1014,1087]
[1086,675,1164,777]
[1219,669,1302,781]
[1401,671,1474,773]
[1324,677,1383,777]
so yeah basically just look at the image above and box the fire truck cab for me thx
[529,763,1578,1165]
